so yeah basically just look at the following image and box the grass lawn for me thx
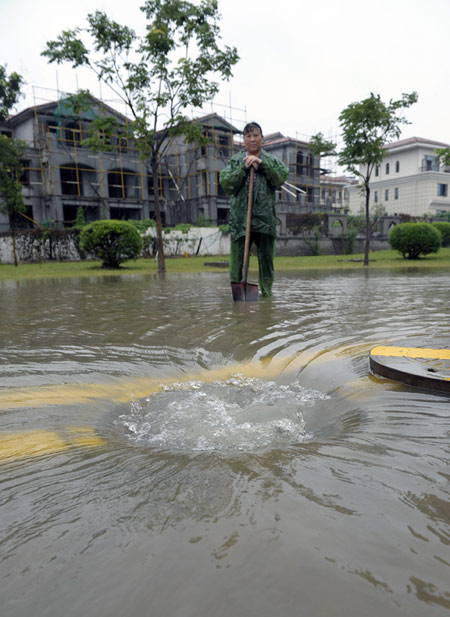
[0,248,449,281]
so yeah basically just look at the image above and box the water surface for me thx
[1,268,449,616]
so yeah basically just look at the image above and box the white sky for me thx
[2,0,450,149]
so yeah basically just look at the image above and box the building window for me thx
[216,172,226,197]
[60,165,80,196]
[296,151,305,176]
[108,171,124,198]
[385,163,390,175]
[395,160,400,173]
[217,207,228,225]
[19,160,31,186]
[64,122,82,147]
[423,155,439,172]
[297,185,306,203]
[108,168,140,200]
[385,189,389,201]
[217,134,230,158]
[437,183,448,197]
[395,187,399,200]
[201,171,208,195]
[375,166,379,177]
[308,152,314,178]
[374,191,378,203]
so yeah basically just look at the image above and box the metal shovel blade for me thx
[231,281,259,302]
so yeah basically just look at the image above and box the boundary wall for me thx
[0,227,391,264]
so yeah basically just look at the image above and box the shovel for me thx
[231,166,259,302]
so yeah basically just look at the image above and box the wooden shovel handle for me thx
[242,166,255,284]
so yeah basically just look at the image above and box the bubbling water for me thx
[117,375,328,453]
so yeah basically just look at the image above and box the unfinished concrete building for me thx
[0,94,325,233]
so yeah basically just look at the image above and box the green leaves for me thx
[87,11,136,54]
[42,0,239,147]
[388,222,441,259]
[79,219,143,268]
[81,115,123,152]
[0,65,24,122]
[338,91,418,175]
[308,132,336,158]
[41,29,90,68]
[0,135,27,217]
[435,146,450,168]
[336,91,418,266]
[42,0,239,274]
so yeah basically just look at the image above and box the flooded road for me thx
[1,268,449,616]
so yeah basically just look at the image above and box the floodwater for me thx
[0,267,449,617]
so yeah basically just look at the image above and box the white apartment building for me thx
[348,137,450,217]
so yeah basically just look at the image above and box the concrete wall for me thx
[0,226,393,264]
[0,230,82,264]
[144,227,231,257]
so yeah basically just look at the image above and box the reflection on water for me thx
[0,269,449,617]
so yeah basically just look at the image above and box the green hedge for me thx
[432,221,450,247]
[80,219,143,268]
[388,222,441,259]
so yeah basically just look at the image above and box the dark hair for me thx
[243,122,263,137]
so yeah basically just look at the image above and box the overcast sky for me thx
[2,0,450,155]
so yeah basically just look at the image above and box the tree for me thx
[79,219,143,268]
[0,65,26,266]
[308,132,337,159]
[338,92,418,266]
[42,0,239,273]
[435,146,450,168]
[74,205,87,229]
[0,65,24,122]
[388,222,441,259]
[431,221,450,247]
[0,135,27,266]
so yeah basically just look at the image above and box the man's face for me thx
[244,129,264,156]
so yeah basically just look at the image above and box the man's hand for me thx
[244,155,261,169]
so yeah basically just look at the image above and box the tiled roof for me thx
[263,135,309,147]
[194,112,240,133]
[385,136,450,150]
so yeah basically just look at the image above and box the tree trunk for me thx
[364,183,371,267]
[151,157,166,274]
[9,216,18,267]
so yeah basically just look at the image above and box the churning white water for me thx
[118,376,327,452]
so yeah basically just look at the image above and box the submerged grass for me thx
[0,248,449,281]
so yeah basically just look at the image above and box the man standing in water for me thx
[220,122,289,297]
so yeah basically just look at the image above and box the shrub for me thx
[73,206,86,229]
[432,221,450,247]
[388,222,441,259]
[128,218,157,233]
[79,219,143,268]
[164,223,192,234]
[286,212,325,235]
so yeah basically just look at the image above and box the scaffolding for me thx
[6,85,343,230]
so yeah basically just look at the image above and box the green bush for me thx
[79,219,143,268]
[128,218,157,233]
[286,212,325,235]
[73,206,87,229]
[164,223,192,234]
[432,221,450,247]
[388,222,441,259]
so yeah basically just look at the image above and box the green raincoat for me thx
[219,149,289,297]
[219,150,289,241]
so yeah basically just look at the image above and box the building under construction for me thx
[0,92,342,233]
